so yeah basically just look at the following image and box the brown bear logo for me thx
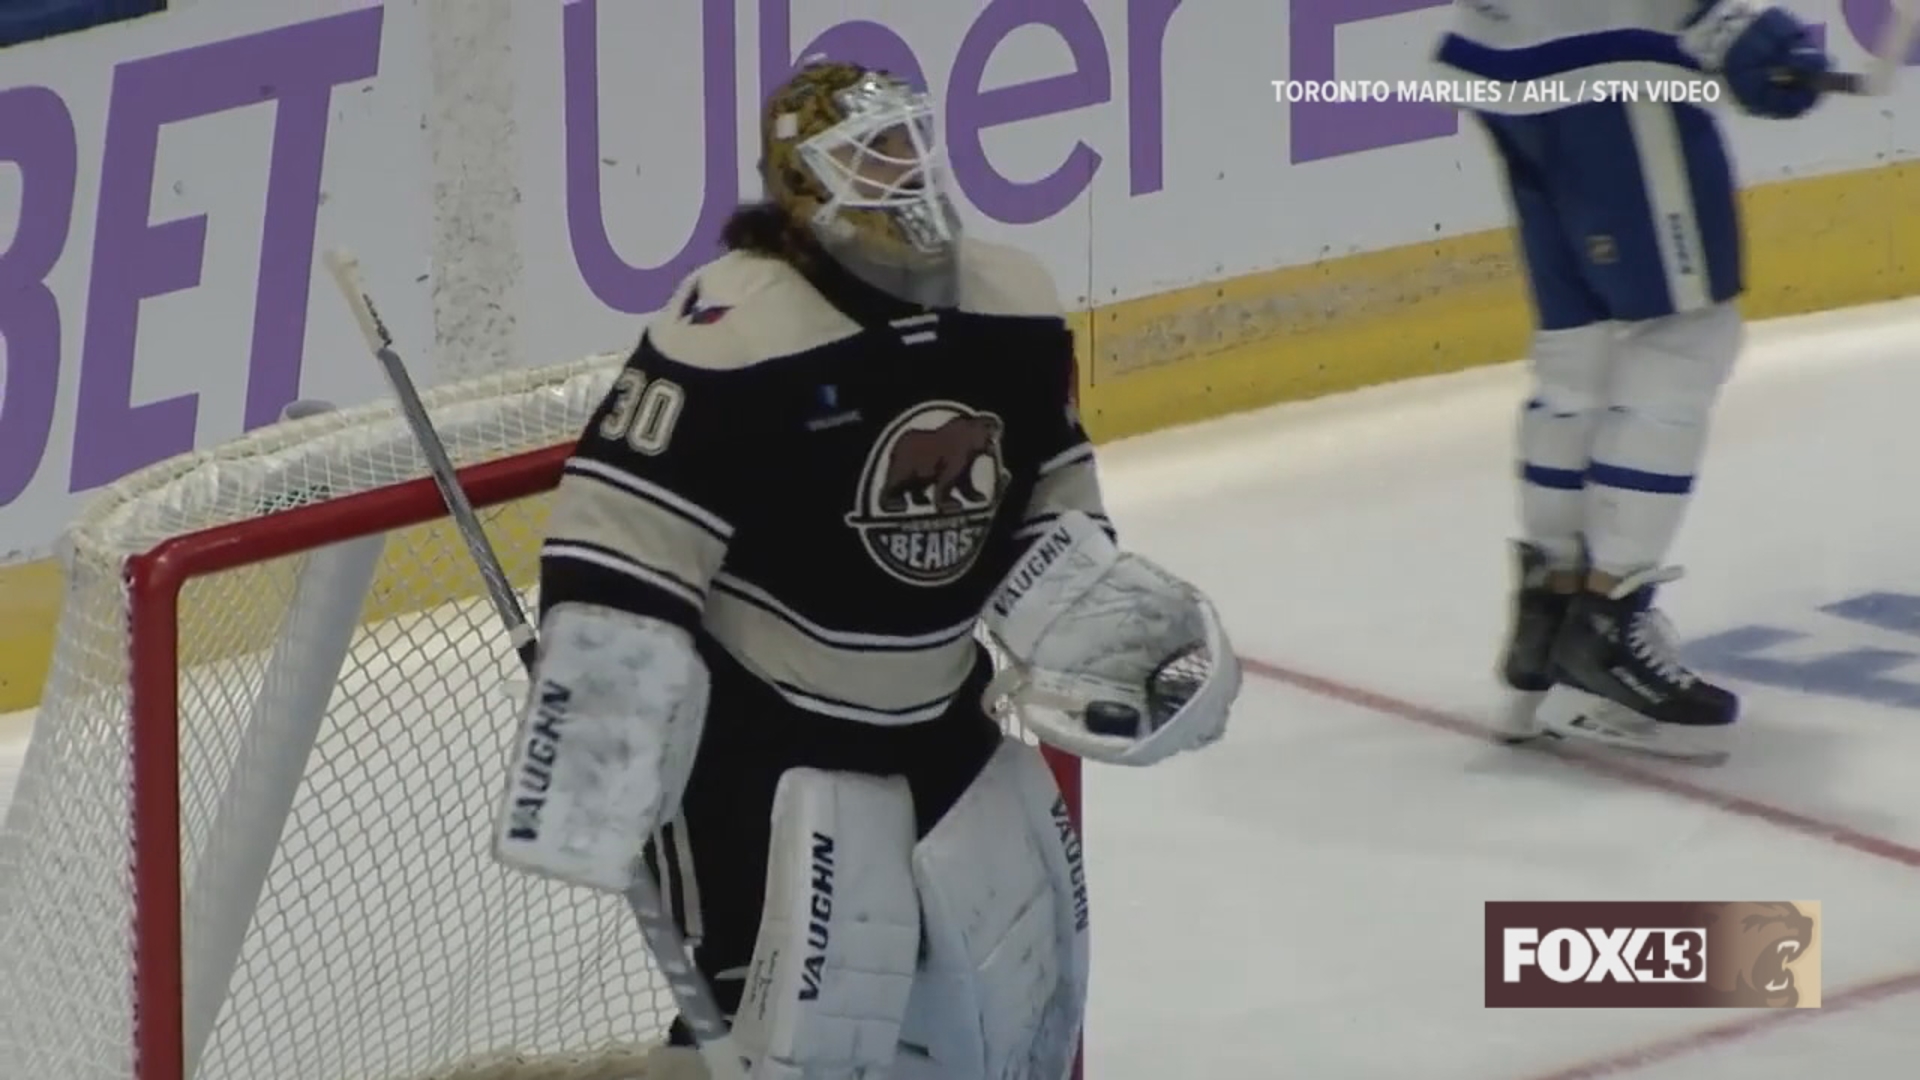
[876,413,1004,514]
[847,402,1010,586]
[1703,902,1813,1007]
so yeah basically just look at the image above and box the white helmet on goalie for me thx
[756,58,962,297]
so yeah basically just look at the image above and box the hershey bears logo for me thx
[846,401,1009,586]
[1703,901,1815,1007]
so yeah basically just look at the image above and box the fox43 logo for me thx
[1484,901,1820,1008]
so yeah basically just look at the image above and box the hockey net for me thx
[0,355,1084,1080]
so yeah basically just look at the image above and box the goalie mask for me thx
[761,60,962,303]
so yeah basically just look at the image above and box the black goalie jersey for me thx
[537,239,1110,729]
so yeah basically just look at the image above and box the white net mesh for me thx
[0,355,702,1080]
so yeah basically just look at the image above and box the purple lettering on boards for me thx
[1127,0,1182,196]
[71,8,384,493]
[760,2,926,94]
[0,88,77,508]
[565,0,736,316]
[1841,0,1920,63]
[1289,0,1455,164]
[949,0,1112,225]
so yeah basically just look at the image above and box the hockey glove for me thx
[1681,1,1830,118]
[979,511,1241,766]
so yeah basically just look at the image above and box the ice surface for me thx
[1077,297,1920,1079]
[7,298,1920,1078]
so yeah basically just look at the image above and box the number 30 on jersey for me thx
[598,370,685,455]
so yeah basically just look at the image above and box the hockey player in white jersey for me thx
[487,60,1242,1078]
[1433,2,1832,750]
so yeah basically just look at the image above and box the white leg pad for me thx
[735,768,921,1080]
[900,738,1089,1080]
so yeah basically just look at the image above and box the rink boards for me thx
[7,153,1917,715]
[2,0,1917,714]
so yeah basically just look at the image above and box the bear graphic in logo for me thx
[847,401,1010,586]
[1702,901,1814,1007]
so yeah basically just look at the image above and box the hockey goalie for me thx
[485,60,1243,1079]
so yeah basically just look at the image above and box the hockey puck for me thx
[1084,701,1140,737]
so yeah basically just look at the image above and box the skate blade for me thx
[1535,688,1729,765]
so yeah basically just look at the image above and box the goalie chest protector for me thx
[538,240,1101,729]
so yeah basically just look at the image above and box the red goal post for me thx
[0,355,1084,1080]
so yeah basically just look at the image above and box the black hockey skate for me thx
[1493,540,1575,742]
[1500,540,1573,693]
[1531,566,1737,763]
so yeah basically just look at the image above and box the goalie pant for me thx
[646,638,1088,1079]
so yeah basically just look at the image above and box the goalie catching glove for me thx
[981,511,1241,765]
[489,604,708,892]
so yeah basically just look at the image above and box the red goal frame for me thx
[121,442,1086,1079]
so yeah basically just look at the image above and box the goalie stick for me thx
[321,249,751,1080]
